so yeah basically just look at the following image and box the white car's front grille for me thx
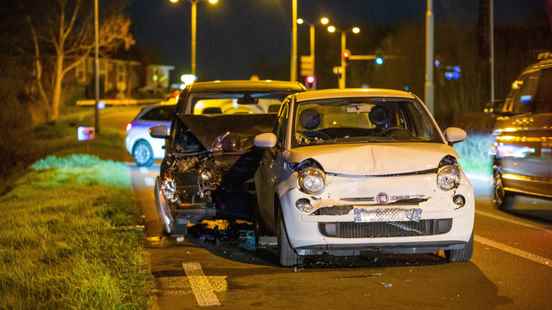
[318,219,452,238]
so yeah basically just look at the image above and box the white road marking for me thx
[475,235,551,268]
[476,210,551,232]
[182,262,221,307]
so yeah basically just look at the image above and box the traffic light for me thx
[342,49,351,62]
[374,50,384,65]
[305,76,316,89]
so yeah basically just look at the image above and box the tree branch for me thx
[27,16,50,109]
[63,0,81,41]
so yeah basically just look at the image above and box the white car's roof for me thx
[295,88,416,102]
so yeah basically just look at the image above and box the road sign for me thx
[300,55,314,77]
[77,126,96,141]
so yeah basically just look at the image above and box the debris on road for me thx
[380,282,393,288]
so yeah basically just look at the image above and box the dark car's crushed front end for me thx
[158,114,275,228]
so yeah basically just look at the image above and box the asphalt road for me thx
[129,163,552,310]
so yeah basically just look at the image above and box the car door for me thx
[498,71,550,195]
[533,67,552,194]
[257,100,290,232]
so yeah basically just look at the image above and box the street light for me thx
[320,17,330,25]
[169,0,218,77]
[296,17,329,86]
[327,25,361,89]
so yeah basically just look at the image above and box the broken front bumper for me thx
[277,171,475,252]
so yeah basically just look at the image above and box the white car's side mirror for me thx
[444,127,467,144]
[149,125,170,139]
[254,133,277,148]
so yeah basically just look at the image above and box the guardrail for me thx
[75,99,163,106]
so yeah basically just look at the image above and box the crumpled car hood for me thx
[288,143,457,176]
[179,114,276,152]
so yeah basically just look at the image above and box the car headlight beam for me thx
[436,164,461,191]
[298,167,326,195]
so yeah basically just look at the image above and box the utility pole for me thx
[290,0,298,82]
[490,0,495,103]
[191,0,197,76]
[339,31,346,89]
[94,0,100,133]
[424,0,435,114]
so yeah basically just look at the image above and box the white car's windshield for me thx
[293,98,442,146]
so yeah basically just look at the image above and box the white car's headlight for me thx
[436,164,461,191]
[298,167,326,194]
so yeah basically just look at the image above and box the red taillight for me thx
[126,123,132,131]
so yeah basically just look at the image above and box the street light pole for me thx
[290,0,298,82]
[339,31,346,89]
[191,0,197,76]
[309,24,316,79]
[490,0,495,103]
[94,0,100,134]
[425,0,435,114]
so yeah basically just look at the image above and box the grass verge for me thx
[0,107,149,309]
[0,154,150,309]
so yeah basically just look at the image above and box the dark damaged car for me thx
[150,80,306,234]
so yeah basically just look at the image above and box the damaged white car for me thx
[254,89,475,266]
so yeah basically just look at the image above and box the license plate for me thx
[353,208,423,223]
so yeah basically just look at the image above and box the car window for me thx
[189,92,292,115]
[274,100,290,148]
[292,98,442,147]
[512,73,539,114]
[535,68,552,113]
[141,106,175,121]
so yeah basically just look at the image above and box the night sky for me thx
[130,0,549,82]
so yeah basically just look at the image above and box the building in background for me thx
[73,57,174,99]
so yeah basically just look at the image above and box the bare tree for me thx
[26,0,134,121]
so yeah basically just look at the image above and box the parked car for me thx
[253,89,475,266]
[491,52,552,208]
[150,80,306,234]
[125,104,175,167]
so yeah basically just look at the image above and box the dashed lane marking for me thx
[476,210,551,233]
[475,235,551,268]
[182,262,221,307]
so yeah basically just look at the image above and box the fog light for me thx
[453,194,466,208]
[296,198,314,213]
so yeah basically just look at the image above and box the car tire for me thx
[493,169,512,210]
[445,233,473,263]
[154,177,175,235]
[133,140,154,167]
[277,207,301,267]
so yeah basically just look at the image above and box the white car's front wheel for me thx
[277,208,301,267]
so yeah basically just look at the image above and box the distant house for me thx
[73,57,174,99]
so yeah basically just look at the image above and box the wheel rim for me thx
[134,143,151,165]
[494,170,505,206]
